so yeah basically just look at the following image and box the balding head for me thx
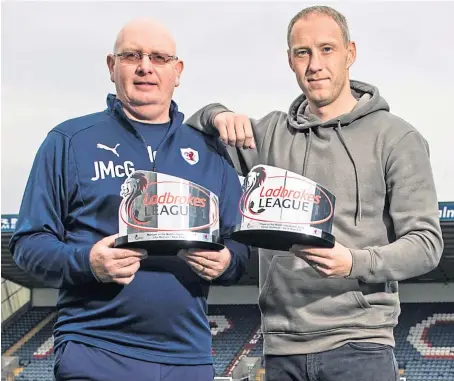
[107,17,184,123]
[114,18,177,55]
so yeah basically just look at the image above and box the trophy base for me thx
[230,229,335,251]
[114,235,224,256]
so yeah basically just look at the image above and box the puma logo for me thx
[97,143,120,157]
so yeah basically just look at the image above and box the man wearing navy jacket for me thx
[10,18,249,381]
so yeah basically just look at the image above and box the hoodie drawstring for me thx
[334,121,362,225]
[302,128,312,177]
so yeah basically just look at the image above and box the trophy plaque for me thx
[114,170,224,255]
[231,165,336,251]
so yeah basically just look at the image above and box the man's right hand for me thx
[214,112,255,149]
[89,234,148,285]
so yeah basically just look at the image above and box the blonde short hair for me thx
[287,5,350,47]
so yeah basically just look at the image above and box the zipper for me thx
[113,99,181,173]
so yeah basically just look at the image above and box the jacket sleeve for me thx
[348,130,444,283]
[211,157,251,285]
[186,103,274,176]
[9,131,97,289]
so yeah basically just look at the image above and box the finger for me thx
[294,258,331,277]
[114,274,136,285]
[179,250,222,270]
[313,265,335,278]
[299,254,331,269]
[177,250,191,265]
[134,248,148,257]
[180,254,201,272]
[186,249,219,260]
[185,259,218,280]
[234,117,245,148]
[186,258,204,272]
[217,121,229,145]
[112,248,148,259]
[180,253,205,269]
[177,249,195,263]
[294,246,330,258]
[184,255,218,271]
[185,253,225,268]
[113,261,141,278]
[304,249,332,258]
[99,234,119,248]
[104,258,140,279]
[243,120,255,149]
[115,256,142,268]
[226,117,237,146]
[186,256,219,270]
[214,112,232,143]
[199,269,217,281]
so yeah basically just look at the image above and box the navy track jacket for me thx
[9,94,250,365]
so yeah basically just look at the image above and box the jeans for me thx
[265,342,399,381]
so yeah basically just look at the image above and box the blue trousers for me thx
[54,341,215,381]
[265,342,399,381]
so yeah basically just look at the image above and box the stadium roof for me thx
[2,202,454,288]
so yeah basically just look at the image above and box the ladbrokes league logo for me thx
[238,165,333,225]
[119,170,218,231]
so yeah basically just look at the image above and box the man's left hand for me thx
[290,241,353,278]
[178,247,232,281]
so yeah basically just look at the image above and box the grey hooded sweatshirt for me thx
[186,80,443,355]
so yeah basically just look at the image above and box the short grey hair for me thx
[287,6,350,47]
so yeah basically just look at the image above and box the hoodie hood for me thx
[288,80,390,131]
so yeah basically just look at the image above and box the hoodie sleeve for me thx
[9,131,97,289]
[211,157,251,285]
[348,130,444,283]
[186,103,274,176]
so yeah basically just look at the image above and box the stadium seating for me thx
[394,303,454,381]
[1,307,54,354]
[4,303,454,380]
[15,317,56,362]
[14,358,54,381]
[208,304,261,376]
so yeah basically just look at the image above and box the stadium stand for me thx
[14,316,56,363]
[1,308,54,355]
[394,303,454,381]
[2,303,454,380]
[208,304,261,376]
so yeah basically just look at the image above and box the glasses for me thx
[113,51,178,66]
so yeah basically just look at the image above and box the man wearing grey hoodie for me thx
[186,5,444,381]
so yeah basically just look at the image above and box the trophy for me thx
[114,170,224,255]
[230,165,336,251]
